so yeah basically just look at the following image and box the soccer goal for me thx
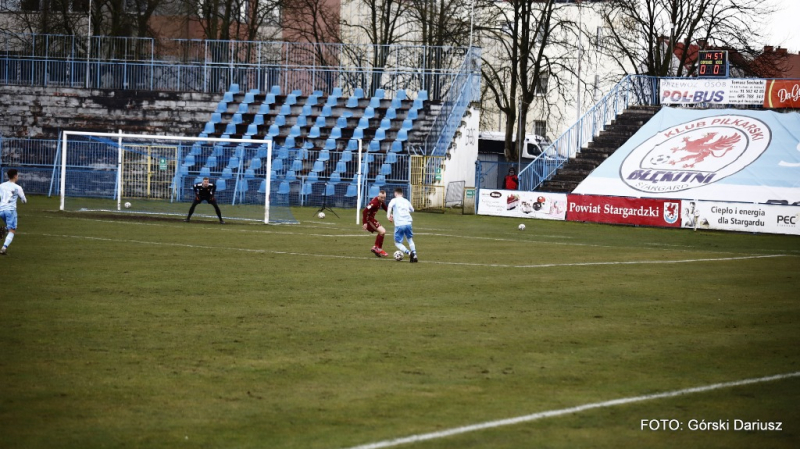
[58,131,298,224]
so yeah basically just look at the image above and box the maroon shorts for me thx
[365,219,382,233]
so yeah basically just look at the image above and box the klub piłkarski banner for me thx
[572,108,800,204]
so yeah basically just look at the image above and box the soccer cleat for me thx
[0,246,6,255]
[183,218,190,222]
[410,251,418,263]
[371,246,382,257]
[219,220,226,224]
[377,248,389,257]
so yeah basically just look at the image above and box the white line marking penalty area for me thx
[342,371,800,449]
[33,233,788,268]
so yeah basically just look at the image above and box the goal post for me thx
[59,131,296,224]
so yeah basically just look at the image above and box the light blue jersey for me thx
[387,196,414,226]
[0,181,26,212]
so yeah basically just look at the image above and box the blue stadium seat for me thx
[258,180,268,194]
[363,153,374,163]
[417,90,428,101]
[329,172,342,183]
[232,113,243,124]
[302,104,312,116]
[336,116,348,128]
[357,117,369,129]
[324,183,335,196]
[291,159,303,171]
[368,97,381,109]
[296,115,308,127]
[396,129,408,143]
[311,161,324,174]
[390,141,403,153]
[385,108,397,120]
[368,140,380,152]
[329,127,342,140]
[345,183,358,197]
[237,103,249,114]
[284,136,296,149]
[407,108,418,120]
[374,89,385,99]
[238,178,249,193]
[374,128,386,142]
[342,109,354,118]
[250,157,262,170]
[270,170,277,181]
[199,166,211,177]
[309,126,321,138]
[253,115,264,126]
[206,156,218,168]
[308,171,319,182]
[274,115,286,127]
[210,113,221,123]
[368,184,380,197]
[380,163,392,176]
[256,146,268,159]
[277,146,289,159]
[224,123,237,135]
[285,170,297,181]
[335,160,347,173]
[396,89,407,100]
[346,140,358,151]
[249,88,259,95]
[265,93,276,105]
[353,128,364,140]
[401,119,413,130]
[318,149,331,161]
[285,95,297,106]
[193,176,204,184]
[340,150,353,163]
[216,178,226,191]
[203,122,215,134]
[306,94,319,105]
[198,132,208,138]
[363,107,375,119]
[326,95,338,106]
[292,89,302,96]
[302,183,313,196]
[228,84,239,94]
[215,101,227,113]
[413,98,424,110]
[313,90,323,96]
[323,139,336,151]
[374,174,386,186]
[258,103,270,114]
[280,104,291,116]
[223,92,234,102]
[226,157,239,169]
[379,118,391,130]
[234,146,245,159]
[221,167,233,179]
[272,159,283,171]
[390,97,402,109]
[346,96,359,108]
[179,164,189,176]
[332,87,343,97]
[386,152,398,163]
[270,85,281,95]
[289,125,301,137]
[354,87,364,98]
[190,143,203,155]
[315,116,327,127]
[321,105,332,117]
[267,124,280,138]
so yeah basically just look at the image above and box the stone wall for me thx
[0,86,220,138]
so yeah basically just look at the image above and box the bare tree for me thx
[480,0,577,161]
[598,0,774,77]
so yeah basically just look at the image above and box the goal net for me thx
[59,131,298,224]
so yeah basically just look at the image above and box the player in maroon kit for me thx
[362,189,389,257]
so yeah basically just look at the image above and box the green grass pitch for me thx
[1,197,799,448]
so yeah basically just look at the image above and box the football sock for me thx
[407,238,416,252]
[4,232,14,247]
[376,234,384,248]
[395,242,408,253]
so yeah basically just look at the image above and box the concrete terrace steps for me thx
[538,106,660,193]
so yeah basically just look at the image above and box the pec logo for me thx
[620,115,772,193]
[777,215,798,226]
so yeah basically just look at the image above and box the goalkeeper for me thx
[184,177,225,224]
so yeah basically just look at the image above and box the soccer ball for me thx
[394,251,404,261]
[518,223,526,231]
[124,202,131,209]
[318,212,325,219]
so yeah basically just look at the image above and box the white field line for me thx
[33,233,789,268]
[343,371,800,449]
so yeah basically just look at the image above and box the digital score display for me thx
[697,50,729,78]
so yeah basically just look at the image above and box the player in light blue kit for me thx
[386,187,418,263]
[0,169,28,256]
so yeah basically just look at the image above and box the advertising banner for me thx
[567,195,682,227]
[763,80,800,109]
[660,79,766,105]
[477,189,567,220]
[681,200,800,236]
[573,108,800,204]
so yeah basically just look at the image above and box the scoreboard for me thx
[697,50,729,78]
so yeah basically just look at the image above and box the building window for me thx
[535,73,548,95]
[534,120,547,138]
